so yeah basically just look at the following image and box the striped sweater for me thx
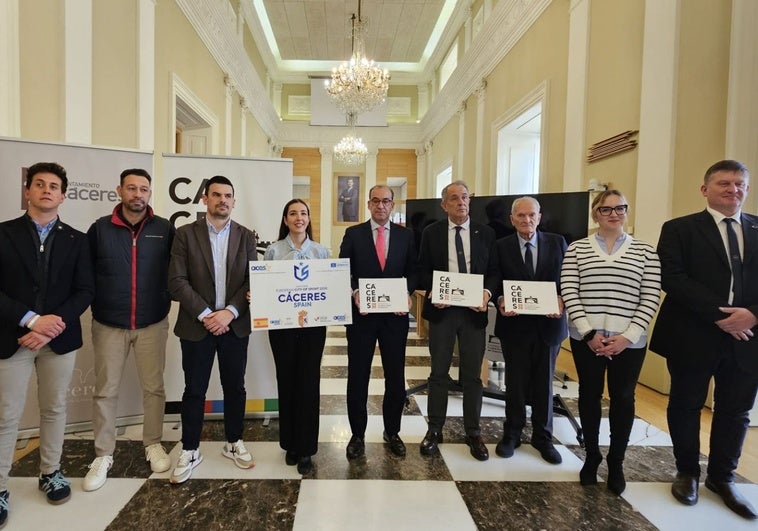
[560,235,661,345]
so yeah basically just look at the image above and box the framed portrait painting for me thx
[334,173,363,225]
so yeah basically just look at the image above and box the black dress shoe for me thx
[285,451,297,466]
[383,432,407,457]
[346,435,365,460]
[705,477,758,520]
[465,435,489,461]
[296,456,313,475]
[671,473,699,506]
[419,430,443,456]
[495,435,521,458]
[533,443,562,465]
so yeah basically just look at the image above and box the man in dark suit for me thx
[168,175,258,484]
[485,196,567,464]
[651,160,758,520]
[339,185,417,459]
[417,180,495,461]
[339,178,358,221]
[0,162,94,522]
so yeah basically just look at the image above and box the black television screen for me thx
[407,192,590,249]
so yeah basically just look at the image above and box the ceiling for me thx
[249,0,458,82]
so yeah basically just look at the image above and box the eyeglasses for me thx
[370,198,393,206]
[596,205,628,216]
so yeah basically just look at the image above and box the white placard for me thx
[502,280,560,315]
[249,259,352,329]
[358,277,409,313]
[431,270,484,307]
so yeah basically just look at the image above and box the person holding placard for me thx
[339,185,417,460]
[264,199,329,475]
[417,181,495,461]
[560,190,660,495]
[168,176,258,484]
[485,196,567,465]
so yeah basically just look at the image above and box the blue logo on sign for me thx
[294,263,309,281]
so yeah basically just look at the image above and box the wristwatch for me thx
[582,329,597,342]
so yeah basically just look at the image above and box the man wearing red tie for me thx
[339,185,417,459]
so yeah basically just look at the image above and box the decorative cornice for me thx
[176,0,280,139]
[278,121,422,150]
[420,0,552,143]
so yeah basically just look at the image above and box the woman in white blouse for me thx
[264,199,329,475]
[560,190,661,495]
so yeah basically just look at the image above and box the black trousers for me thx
[268,326,326,457]
[346,315,409,437]
[180,332,249,450]
[666,351,758,481]
[499,334,559,447]
[570,338,646,460]
[427,308,486,435]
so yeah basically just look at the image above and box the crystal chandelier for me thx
[325,0,390,115]
[334,113,368,166]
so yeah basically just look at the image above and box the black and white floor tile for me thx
[8,328,758,530]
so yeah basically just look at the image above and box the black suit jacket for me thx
[417,218,495,327]
[650,210,758,376]
[0,215,94,358]
[168,218,257,341]
[485,231,568,346]
[339,220,417,321]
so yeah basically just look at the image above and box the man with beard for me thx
[83,169,175,491]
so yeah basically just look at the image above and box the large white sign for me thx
[358,278,409,313]
[502,280,560,315]
[160,154,293,412]
[250,259,352,329]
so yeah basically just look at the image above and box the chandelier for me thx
[325,0,390,115]
[334,113,368,166]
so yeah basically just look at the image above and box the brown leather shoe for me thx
[419,430,442,456]
[671,473,699,506]
[465,435,489,461]
[705,477,758,520]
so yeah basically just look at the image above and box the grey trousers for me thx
[0,346,76,491]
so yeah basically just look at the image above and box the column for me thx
[65,0,93,144]
[457,104,466,180]
[240,98,248,156]
[273,81,282,118]
[319,146,334,249]
[416,146,427,198]
[425,141,434,196]
[137,0,156,151]
[562,0,590,192]
[0,0,20,137]
[365,149,378,193]
[224,75,234,155]
[417,83,429,120]
[474,82,487,195]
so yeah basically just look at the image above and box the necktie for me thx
[376,225,386,270]
[524,242,535,279]
[724,218,743,305]
[454,226,467,273]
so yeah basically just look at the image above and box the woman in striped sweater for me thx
[560,190,661,495]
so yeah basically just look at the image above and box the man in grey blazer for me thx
[168,175,258,484]
[417,180,495,461]
[651,160,758,520]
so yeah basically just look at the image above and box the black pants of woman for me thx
[570,338,646,461]
[268,326,326,457]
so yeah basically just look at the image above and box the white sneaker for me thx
[222,440,254,469]
[82,455,113,492]
[145,443,171,473]
[170,449,203,484]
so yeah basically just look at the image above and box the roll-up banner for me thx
[160,154,293,416]
[0,137,153,434]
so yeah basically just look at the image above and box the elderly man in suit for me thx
[168,175,258,484]
[651,160,758,520]
[486,196,567,464]
[0,162,94,526]
[339,184,417,459]
[417,180,496,461]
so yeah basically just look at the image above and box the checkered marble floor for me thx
[8,327,758,530]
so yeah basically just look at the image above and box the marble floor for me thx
[8,328,758,530]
